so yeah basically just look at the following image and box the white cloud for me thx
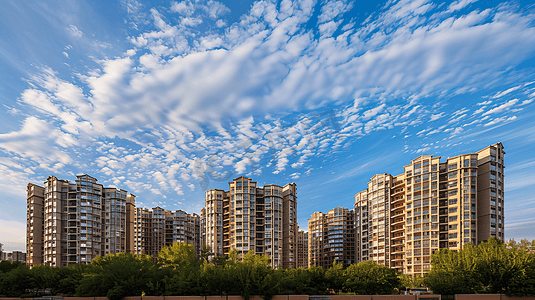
[181,17,203,27]
[171,1,195,16]
[3,105,22,116]
[484,116,517,127]
[429,113,444,121]
[448,0,477,12]
[0,116,76,166]
[362,104,386,121]
[67,25,83,37]
[416,147,431,153]
[203,1,230,19]
[318,0,353,24]
[319,20,341,37]
[216,19,227,28]
[492,85,521,98]
[483,99,518,115]
[187,183,195,191]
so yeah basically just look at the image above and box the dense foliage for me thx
[1,239,533,298]
[424,238,535,296]
[0,243,402,298]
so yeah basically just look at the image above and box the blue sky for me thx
[1,0,535,251]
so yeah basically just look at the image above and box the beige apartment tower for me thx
[27,184,45,267]
[26,174,135,267]
[297,229,308,268]
[133,207,201,258]
[203,176,297,268]
[308,207,355,268]
[353,142,505,276]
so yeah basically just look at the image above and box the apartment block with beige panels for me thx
[27,184,45,266]
[355,174,399,269]
[297,229,308,268]
[133,207,201,258]
[352,143,506,276]
[203,176,298,268]
[308,207,355,268]
[26,174,135,267]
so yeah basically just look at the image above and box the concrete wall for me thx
[456,295,535,300]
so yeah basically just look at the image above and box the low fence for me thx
[2,295,535,300]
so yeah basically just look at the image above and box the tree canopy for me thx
[425,238,535,296]
[1,238,534,298]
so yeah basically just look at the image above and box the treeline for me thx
[0,243,402,300]
[424,238,535,296]
[0,238,534,299]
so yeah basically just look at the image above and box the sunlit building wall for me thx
[297,229,308,268]
[352,143,505,276]
[26,174,134,267]
[133,207,200,258]
[308,207,355,268]
[204,176,297,268]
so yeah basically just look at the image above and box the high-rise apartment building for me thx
[1,251,26,263]
[203,176,297,268]
[355,173,407,273]
[353,143,505,276]
[297,229,308,268]
[204,189,227,258]
[308,207,355,268]
[26,174,135,267]
[27,184,45,266]
[133,207,201,258]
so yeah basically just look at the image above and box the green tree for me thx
[273,267,328,295]
[0,264,34,297]
[304,265,329,294]
[424,246,479,294]
[325,261,346,293]
[0,260,24,273]
[56,264,85,295]
[158,242,198,269]
[233,251,272,300]
[343,261,401,295]
[425,237,535,296]
[76,252,157,300]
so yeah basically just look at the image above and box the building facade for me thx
[297,229,308,268]
[308,207,355,268]
[133,207,201,258]
[1,251,26,263]
[27,184,45,266]
[26,174,135,267]
[353,143,505,276]
[203,176,298,268]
